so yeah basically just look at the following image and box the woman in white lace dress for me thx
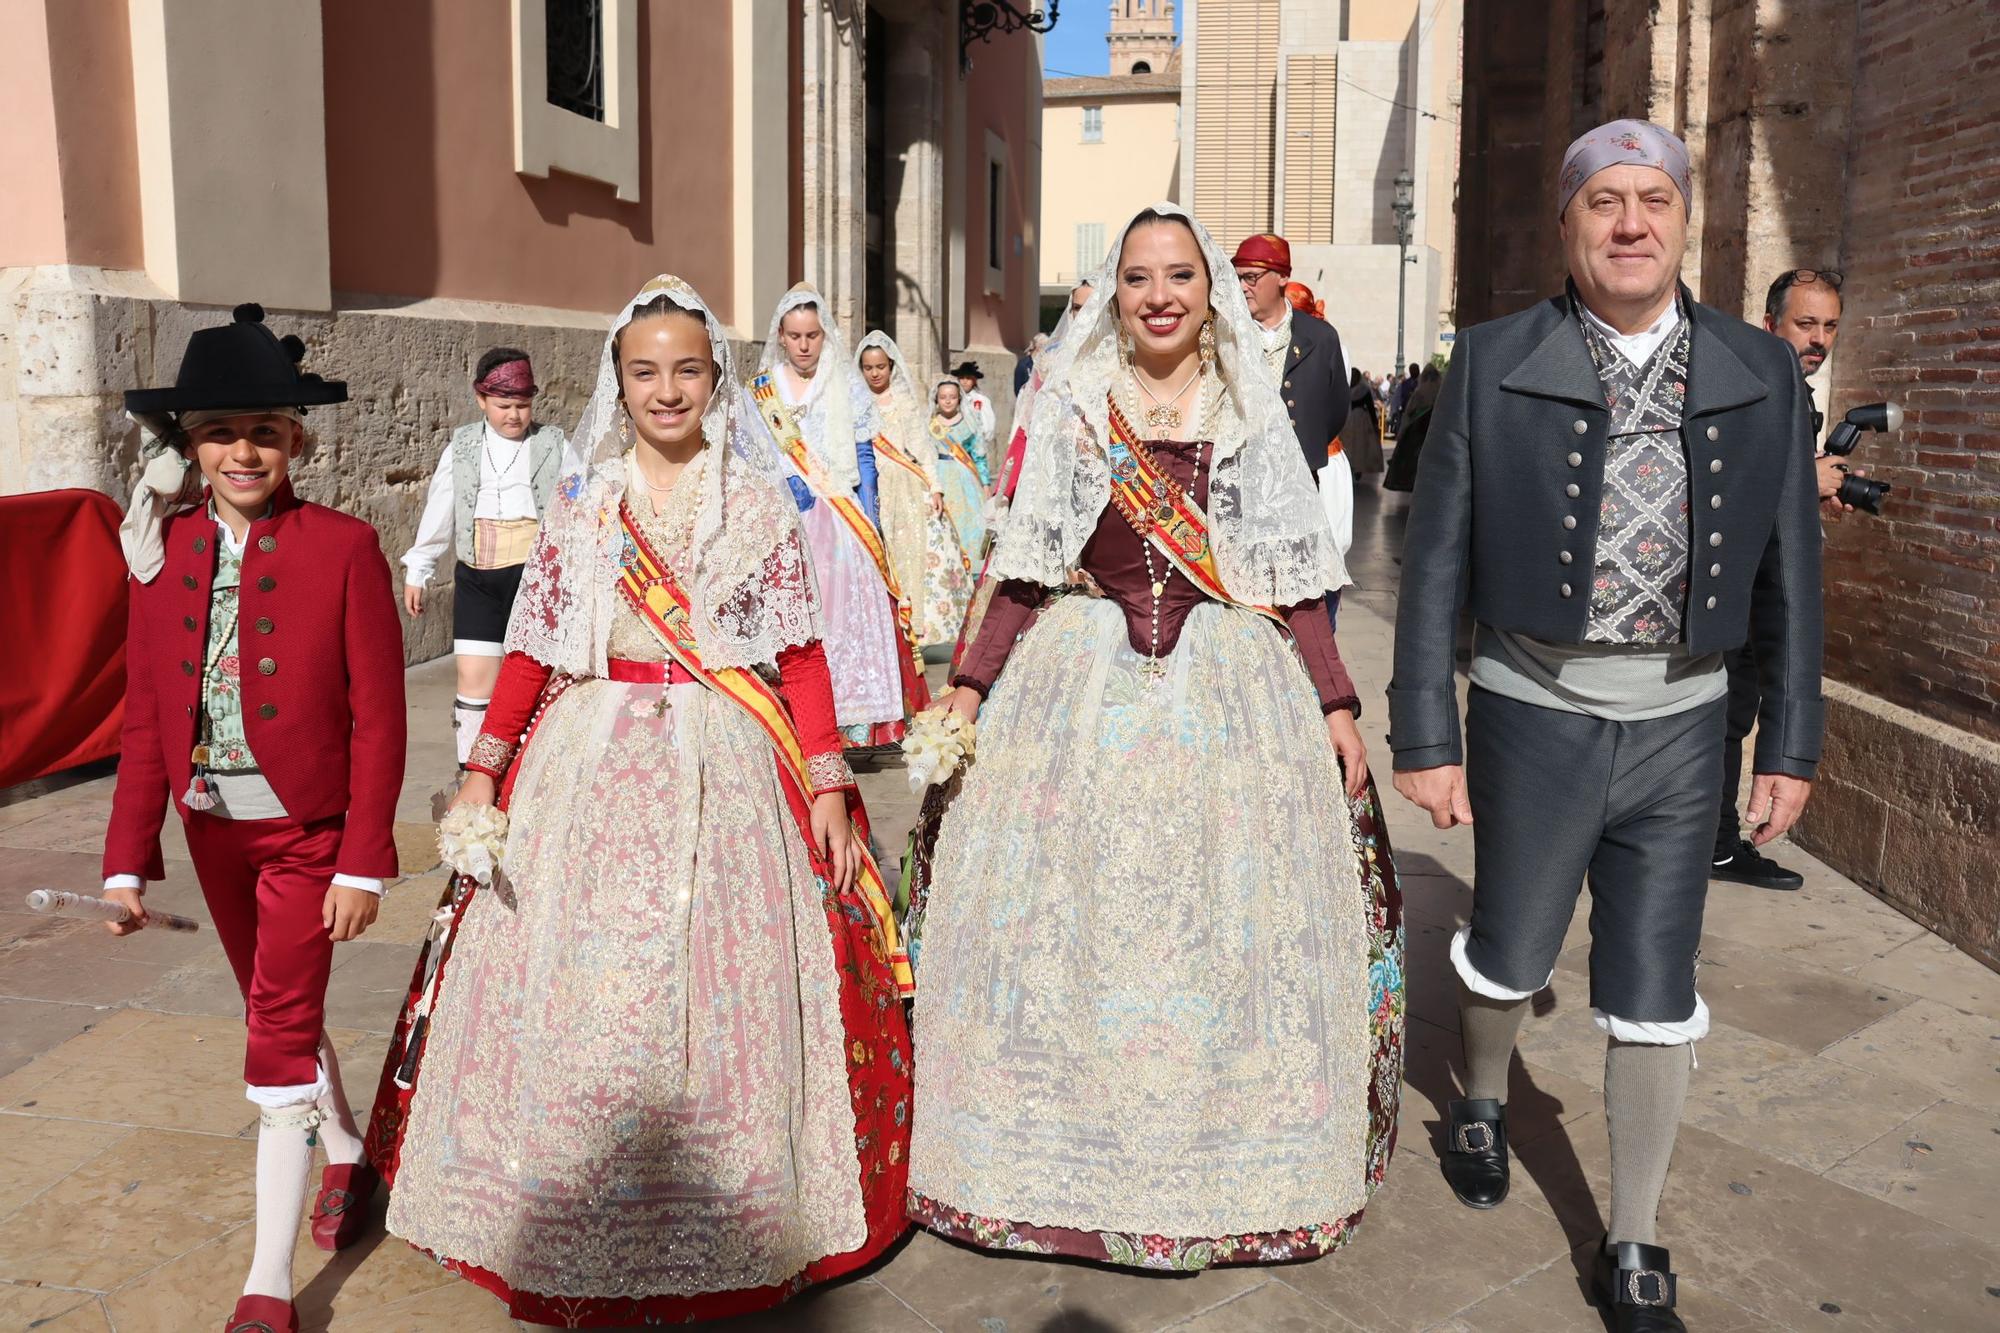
[858,332,975,648]
[366,277,914,1325]
[906,206,1405,1271]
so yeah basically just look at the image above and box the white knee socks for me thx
[452,696,489,767]
[313,1035,366,1168]
[243,1101,323,1299]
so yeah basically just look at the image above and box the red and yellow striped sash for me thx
[871,432,930,484]
[614,504,914,995]
[1104,399,1283,626]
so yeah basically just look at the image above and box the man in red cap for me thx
[1232,232,1354,576]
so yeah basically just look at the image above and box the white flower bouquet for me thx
[437,802,510,888]
[901,705,977,794]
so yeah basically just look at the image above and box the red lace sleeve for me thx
[777,640,855,794]
[465,651,553,778]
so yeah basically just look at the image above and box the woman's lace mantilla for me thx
[504,276,825,679]
[994,202,1349,607]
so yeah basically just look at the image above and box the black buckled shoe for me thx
[1441,1098,1509,1208]
[1711,839,1804,890]
[1594,1238,1686,1332]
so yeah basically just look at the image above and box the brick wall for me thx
[1822,0,2000,742]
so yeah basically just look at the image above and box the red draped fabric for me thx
[0,490,128,787]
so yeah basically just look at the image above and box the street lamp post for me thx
[1391,169,1417,373]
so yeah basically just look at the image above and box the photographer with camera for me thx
[1712,267,1886,890]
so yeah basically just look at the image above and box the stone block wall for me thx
[1798,683,2000,970]
[2,265,604,665]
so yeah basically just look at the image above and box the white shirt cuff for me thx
[330,874,385,896]
[103,875,145,892]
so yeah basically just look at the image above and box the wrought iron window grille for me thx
[546,0,605,121]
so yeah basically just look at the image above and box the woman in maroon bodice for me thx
[904,205,1404,1271]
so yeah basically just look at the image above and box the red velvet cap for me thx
[1230,233,1292,277]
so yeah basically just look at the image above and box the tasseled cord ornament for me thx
[184,744,219,810]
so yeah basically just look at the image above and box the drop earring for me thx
[618,413,632,448]
[1199,313,1218,371]
[1117,323,1135,368]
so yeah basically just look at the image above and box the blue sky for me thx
[1040,2,1183,78]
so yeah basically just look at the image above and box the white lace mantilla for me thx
[994,202,1347,607]
[505,275,824,678]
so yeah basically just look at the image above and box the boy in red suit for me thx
[101,305,406,1333]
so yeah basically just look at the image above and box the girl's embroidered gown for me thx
[366,455,912,1326]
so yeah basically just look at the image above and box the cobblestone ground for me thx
[2,487,1997,1331]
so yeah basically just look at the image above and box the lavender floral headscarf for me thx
[1558,119,1693,215]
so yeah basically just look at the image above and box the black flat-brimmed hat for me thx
[948,360,984,380]
[124,303,347,416]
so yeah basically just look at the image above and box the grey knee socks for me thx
[1458,982,1531,1103]
[1605,1037,1693,1246]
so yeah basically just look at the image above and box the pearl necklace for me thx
[1137,432,1210,683]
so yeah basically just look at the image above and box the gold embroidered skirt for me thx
[384,677,866,1300]
[907,596,1377,1254]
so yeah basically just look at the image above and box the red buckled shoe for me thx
[223,1294,297,1333]
[310,1161,380,1251]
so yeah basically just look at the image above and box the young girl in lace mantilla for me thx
[365,276,913,1326]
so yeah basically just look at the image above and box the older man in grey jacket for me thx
[1389,121,1822,1333]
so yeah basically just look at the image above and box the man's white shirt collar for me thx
[1579,297,1680,366]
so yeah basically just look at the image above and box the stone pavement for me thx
[2,486,1997,1331]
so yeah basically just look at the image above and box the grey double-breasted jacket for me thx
[1388,287,1824,779]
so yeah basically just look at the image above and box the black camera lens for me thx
[1837,472,1891,515]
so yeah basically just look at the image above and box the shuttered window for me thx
[1076,222,1107,277]
[1281,53,1339,243]
[1193,0,1282,241]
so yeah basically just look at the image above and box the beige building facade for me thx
[1180,0,1462,374]
[1037,3,1182,316]
[1039,71,1182,295]
[0,0,1042,663]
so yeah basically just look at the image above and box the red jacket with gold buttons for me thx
[102,482,407,881]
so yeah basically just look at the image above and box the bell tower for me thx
[1107,0,1176,76]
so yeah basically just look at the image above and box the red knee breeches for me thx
[182,813,344,1093]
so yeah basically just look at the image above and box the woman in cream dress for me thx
[906,206,1404,1271]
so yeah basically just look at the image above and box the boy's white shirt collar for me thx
[208,501,272,556]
